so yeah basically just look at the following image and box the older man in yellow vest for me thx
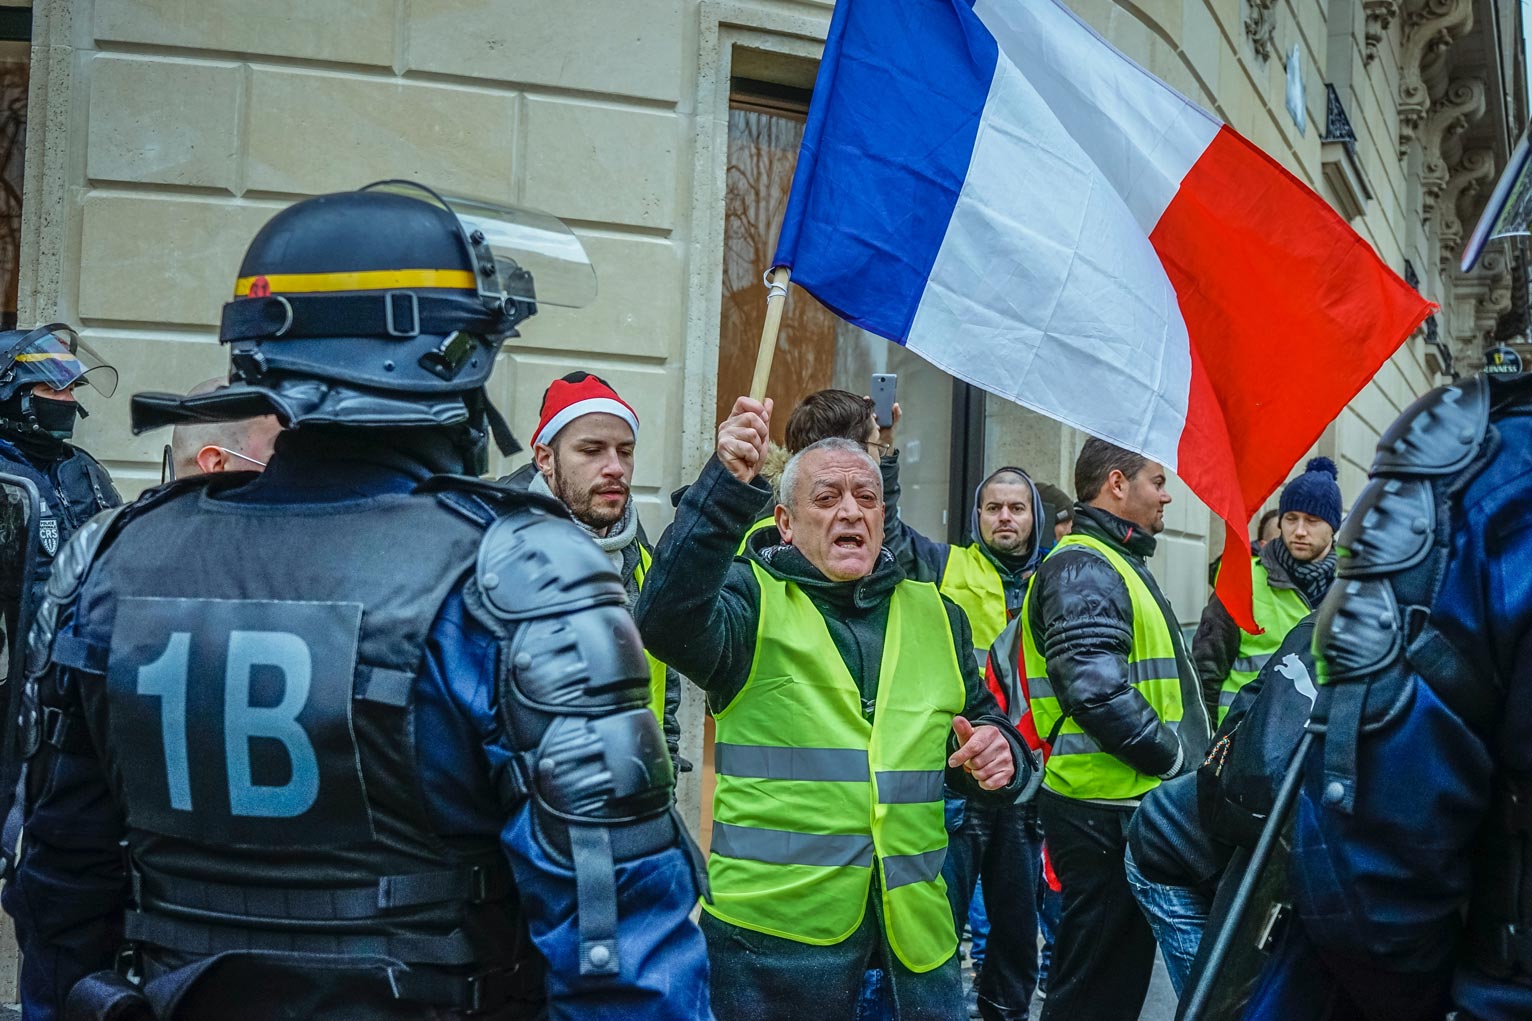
[636,396,1032,1021]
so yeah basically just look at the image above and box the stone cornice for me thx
[1436,147,1496,269]
[1364,0,1400,65]
[1399,0,1475,155]
[1420,77,1487,217]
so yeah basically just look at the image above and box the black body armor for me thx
[0,437,118,582]
[1311,372,1532,983]
[27,473,680,1019]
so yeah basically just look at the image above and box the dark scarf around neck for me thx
[1272,537,1336,607]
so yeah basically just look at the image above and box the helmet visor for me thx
[449,197,598,309]
[10,326,118,398]
[360,181,597,309]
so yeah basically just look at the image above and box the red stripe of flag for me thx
[1152,127,1434,632]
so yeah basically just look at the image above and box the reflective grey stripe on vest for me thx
[714,744,869,782]
[971,648,987,672]
[882,847,947,890]
[1052,719,1182,757]
[710,822,875,868]
[1126,658,1181,685]
[1232,653,1271,675]
[875,770,945,805]
[1219,688,1241,709]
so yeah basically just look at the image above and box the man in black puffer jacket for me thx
[1022,438,1211,1021]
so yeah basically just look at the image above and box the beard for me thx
[985,530,1028,555]
[552,457,629,532]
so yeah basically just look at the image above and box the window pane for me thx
[717,94,952,534]
[0,46,26,331]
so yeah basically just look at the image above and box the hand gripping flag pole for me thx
[750,267,792,401]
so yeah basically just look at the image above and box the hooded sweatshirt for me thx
[884,465,1047,649]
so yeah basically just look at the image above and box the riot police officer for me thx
[2,182,713,1021]
[0,325,121,875]
[1244,372,1532,1021]
[0,323,120,582]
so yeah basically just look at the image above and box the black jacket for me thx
[1026,503,1209,789]
[1127,616,1317,889]
[634,455,1029,799]
[1191,538,1311,721]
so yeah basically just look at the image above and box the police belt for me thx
[130,860,511,929]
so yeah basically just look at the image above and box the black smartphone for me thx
[871,373,897,428]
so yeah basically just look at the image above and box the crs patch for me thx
[38,517,58,556]
[106,597,372,846]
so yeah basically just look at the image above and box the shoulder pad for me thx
[1372,376,1489,477]
[474,506,626,621]
[1335,476,1434,578]
[1313,577,1401,684]
[26,503,130,676]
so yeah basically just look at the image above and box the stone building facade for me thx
[0,3,1522,987]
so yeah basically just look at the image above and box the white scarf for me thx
[528,469,637,574]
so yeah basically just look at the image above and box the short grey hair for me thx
[779,436,881,510]
[169,377,263,476]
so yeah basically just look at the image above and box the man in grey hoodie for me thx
[503,371,683,768]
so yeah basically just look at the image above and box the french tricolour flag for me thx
[773,0,1433,632]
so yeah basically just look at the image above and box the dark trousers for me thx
[701,893,963,1021]
[1036,790,1156,1021]
[941,795,1042,1020]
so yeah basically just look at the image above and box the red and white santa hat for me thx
[532,371,640,449]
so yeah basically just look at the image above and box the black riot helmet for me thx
[0,324,119,440]
[130,181,595,460]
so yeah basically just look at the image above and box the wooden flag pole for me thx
[749,266,792,401]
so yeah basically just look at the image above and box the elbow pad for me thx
[467,507,697,977]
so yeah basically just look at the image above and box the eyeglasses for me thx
[866,440,892,457]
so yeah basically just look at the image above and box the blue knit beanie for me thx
[1279,457,1341,531]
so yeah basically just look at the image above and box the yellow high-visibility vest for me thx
[705,564,965,972]
[1215,558,1308,722]
[1024,533,1184,801]
[631,546,669,722]
[939,543,1008,669]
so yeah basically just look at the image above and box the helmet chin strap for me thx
[480,390,521,457]
[453,389,520,477]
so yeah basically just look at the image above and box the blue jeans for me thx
[1037,874,1061,989]
[1123,844,1212,997]
[967,880,990,966]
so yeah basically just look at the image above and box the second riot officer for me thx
[0,322,121,586]
[3,182,713,1021]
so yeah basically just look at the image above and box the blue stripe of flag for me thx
[772,0,998,343]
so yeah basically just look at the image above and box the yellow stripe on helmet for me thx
[16,352,79,363]
[233,268,478,297]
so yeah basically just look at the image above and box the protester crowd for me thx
[0,179,1522,1021]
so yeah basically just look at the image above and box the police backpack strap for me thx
[465,501,685,978]
[1312,374,1522,814]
